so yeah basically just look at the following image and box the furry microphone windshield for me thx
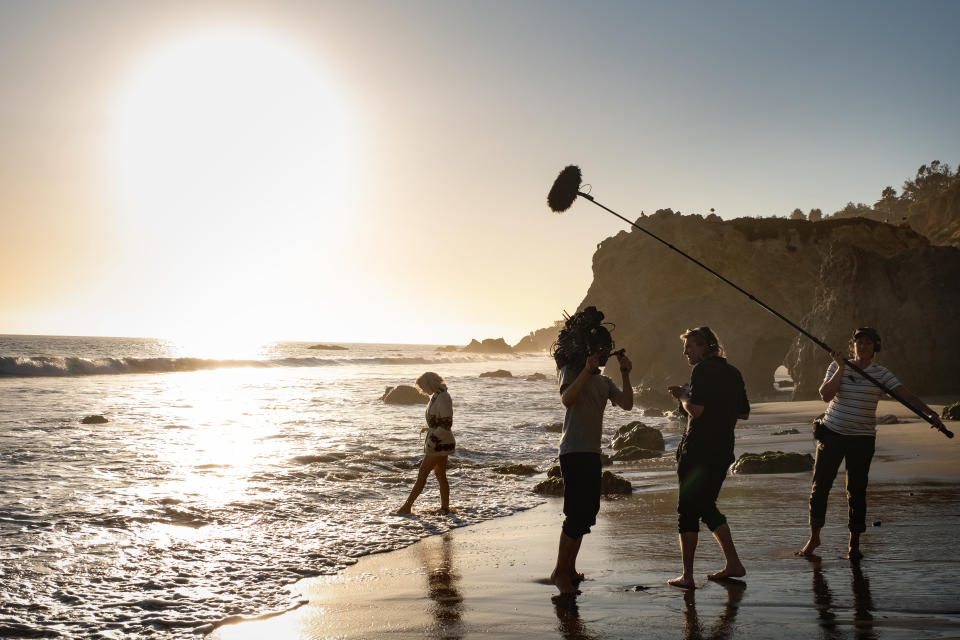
[547,165,582,213]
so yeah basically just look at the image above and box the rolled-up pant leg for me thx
[844,435,876,533]
[677,459,729,534]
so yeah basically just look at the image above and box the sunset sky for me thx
[2,1,958,346]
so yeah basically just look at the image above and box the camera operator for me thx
[548,307,633,596]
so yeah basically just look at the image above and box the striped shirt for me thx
[822,362,900,436]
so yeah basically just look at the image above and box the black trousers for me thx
[677,457,730,534]
[560,452,602,538]
[808,428,876,533]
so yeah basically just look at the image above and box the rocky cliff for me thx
[569,211,959,399]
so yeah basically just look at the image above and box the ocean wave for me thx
[0,353,524,377]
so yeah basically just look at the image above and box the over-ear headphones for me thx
[853,327,882,352]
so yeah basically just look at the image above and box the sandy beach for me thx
[208,400,960,639]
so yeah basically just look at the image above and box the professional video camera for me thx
[551,306,623,372]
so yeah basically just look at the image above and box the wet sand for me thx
[208,400,960,639]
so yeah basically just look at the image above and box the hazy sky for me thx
[2,0,958,346]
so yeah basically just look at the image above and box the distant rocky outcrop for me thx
[525,372,550,382]
[731,451,814,474]
[380,385,428,405]
[463,338,514,353]
[537,211,957,399]
[81,415,108,424]
[513,322,563,352]
[479,369,513,378]
[308,344,347,351]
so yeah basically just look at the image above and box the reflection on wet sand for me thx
[418,533,464,639]
[681,580,746,640]
[809,556,876,640]
[552,596,599,640]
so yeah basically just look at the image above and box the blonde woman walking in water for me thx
[397,372,455,514]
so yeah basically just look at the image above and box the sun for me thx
[107,27,360,345]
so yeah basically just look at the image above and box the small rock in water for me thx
[479,369,513,378]
[81,415,108,424]
[380,385,428,405]
[631,584,651,591]
[873,520,882,527]
[494,464,538,475]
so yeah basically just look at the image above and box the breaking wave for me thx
[0,353,525,377]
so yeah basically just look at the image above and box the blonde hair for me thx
[680,326,725,358]
[415,371,445,395]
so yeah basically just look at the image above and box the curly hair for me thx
[551,306,615,373]
[415,371,446,395]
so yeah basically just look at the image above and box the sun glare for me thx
[107,27,359,344]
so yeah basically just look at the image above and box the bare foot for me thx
[796,537,820,556]
[707,562,746,581]
[550,569,581,595]
[667,575,696,589]
[847,533,863,559]
[395,504,412,515]
[571,570,585,583]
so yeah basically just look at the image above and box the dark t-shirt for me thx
[680,356,749,465]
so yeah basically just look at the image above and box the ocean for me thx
[0,335,675,638]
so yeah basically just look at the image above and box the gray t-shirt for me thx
[558,365,621,456]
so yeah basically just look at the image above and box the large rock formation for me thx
[785,243,960,398]
[561,210,959,398]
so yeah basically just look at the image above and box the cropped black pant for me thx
[676,457,730,534]
[808,428,876,533]
[560,452,602,538]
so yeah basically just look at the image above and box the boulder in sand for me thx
[732,451,814,474]
[601,471,632,494]
[380,385,428,405]
[943,401,960,420]
[533,468,632,495]
[611,446,662,462]
[612,421,665,451]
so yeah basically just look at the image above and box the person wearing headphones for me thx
[667,326,749,588]
[548,307,633,596]
[798,327,946,558]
